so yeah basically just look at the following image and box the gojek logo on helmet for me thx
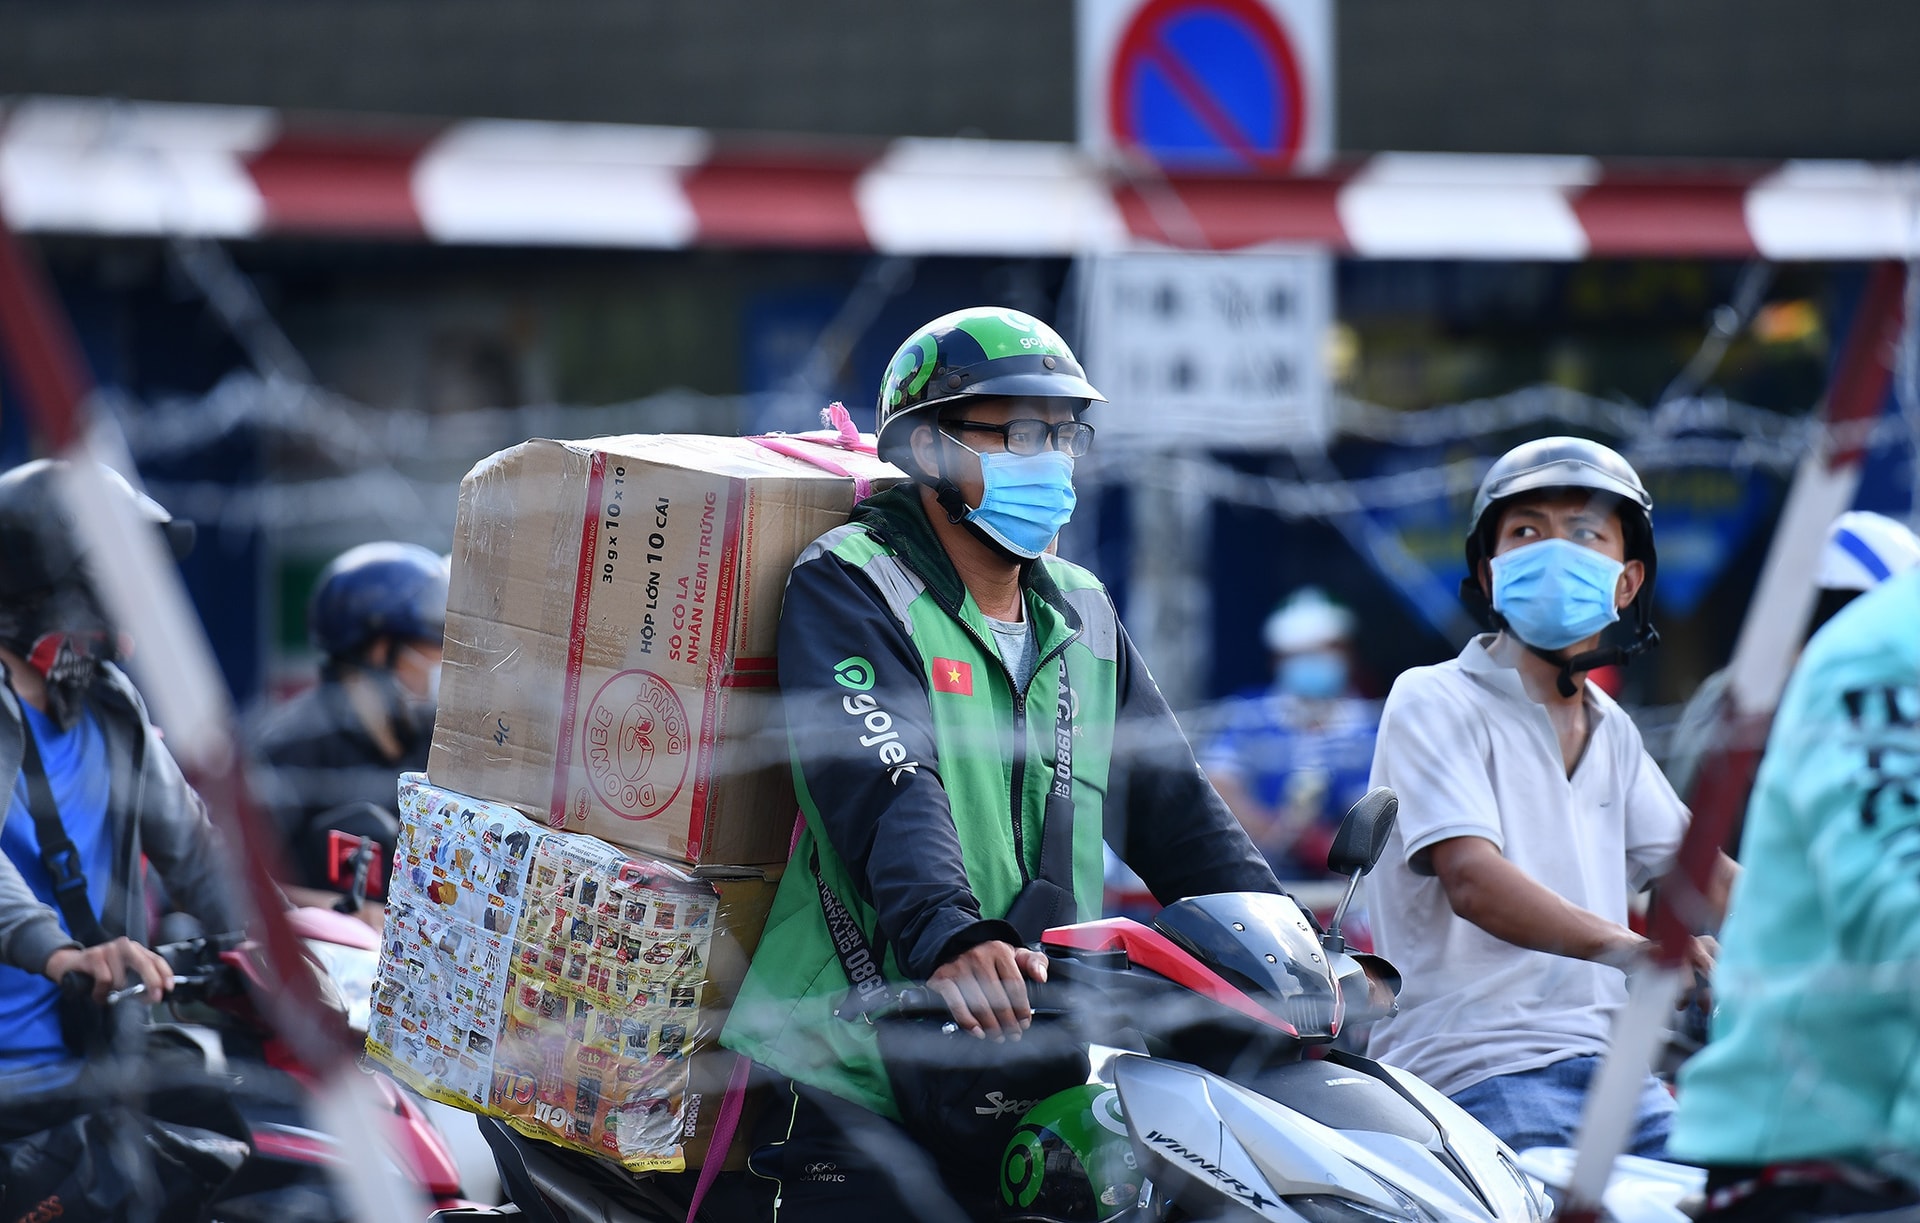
[834,656,919,784]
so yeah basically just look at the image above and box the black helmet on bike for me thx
[0,458,195,727]
[1462,436,1659,695]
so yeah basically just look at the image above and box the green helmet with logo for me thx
[874,307,1106,471]
[1000,1085,1141,1222]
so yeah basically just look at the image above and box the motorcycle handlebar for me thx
[884,978,1087,1023]
[59,968,222,1007]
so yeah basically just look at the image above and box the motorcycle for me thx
[56,827,478,1222]
[143,909,473,1220]
[433,788,1695,1222]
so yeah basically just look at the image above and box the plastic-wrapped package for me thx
[366,774,777,1171]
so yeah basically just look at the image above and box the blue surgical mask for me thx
[955,443,1077,560]
[1278,650,1349,699]
[1490,537,1625,650]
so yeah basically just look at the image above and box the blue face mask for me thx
[1490,537,1626,651]
[1278,650,1349,699]
[954,442,1078,560]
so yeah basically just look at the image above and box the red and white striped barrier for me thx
[5,95,1920,259]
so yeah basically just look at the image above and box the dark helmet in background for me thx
[1461,436,1659,689]
[309,542,449,664]
[873,306,1105,475]
[0,458,196,727]
[0,458,195,607]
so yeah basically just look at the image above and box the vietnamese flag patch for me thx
[931,658,974,695]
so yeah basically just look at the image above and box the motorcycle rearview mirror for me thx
[1323,787,1399,954]
[308,801,398,909]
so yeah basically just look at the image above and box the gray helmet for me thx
[1464,436,1656,586]
[1468,437,1652,540]
[1462,436,1659,687]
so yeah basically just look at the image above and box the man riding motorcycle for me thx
[718,307,1310,1221]
[0,459,237,1108]
[1365,437,1735,1157]
[249,541,447,919]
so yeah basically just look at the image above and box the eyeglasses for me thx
[942,418,1095,458]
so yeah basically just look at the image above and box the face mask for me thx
[954,441,1078,560]
[22,633,111,731]
[1490,537,1626,651]
[1278,650,1349,700]
[1,582,120,731]
[399,648,441,740]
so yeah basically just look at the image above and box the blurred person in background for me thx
[248,541,446,923]
[721,307,1299,1220]
[0,459,237,1107]
[1667,509,1920,809]
[1204,586,1381,879]
[1669,566,1920,1220]
[1365,437,1735,1157]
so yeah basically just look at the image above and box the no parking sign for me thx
[1079,0,1333,173]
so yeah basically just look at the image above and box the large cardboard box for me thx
[429,433,901,864]
[366,775,780,1172]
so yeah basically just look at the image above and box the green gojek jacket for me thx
[720,484,1282,1119]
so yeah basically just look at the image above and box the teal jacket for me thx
[1671,569,1920,1167]
[721,485,1279,1117]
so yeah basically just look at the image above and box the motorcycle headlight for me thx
[1286,1172,1439,1223]
[1284,1196,1420,1223]
[304,938,380,1033]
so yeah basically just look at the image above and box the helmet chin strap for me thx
[1459,567,1660,697]
[1494,608,1662,698]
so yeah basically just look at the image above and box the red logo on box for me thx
[582,669,691,820]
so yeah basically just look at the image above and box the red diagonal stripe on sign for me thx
[1139,40,1288,172]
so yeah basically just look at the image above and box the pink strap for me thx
[685,1053,754,1223]
[747,402,880,503]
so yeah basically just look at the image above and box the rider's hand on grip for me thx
[45,937,173,1003]
[929,942,1049,1041]
[1675,934,1717,1012]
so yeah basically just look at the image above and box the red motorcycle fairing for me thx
[1040,917,1301,1037]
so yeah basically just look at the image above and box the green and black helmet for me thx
[874,306,1106,472]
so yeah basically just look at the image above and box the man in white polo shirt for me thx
[1365,437,1735,1156]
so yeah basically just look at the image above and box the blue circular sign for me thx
[1110,0,1307,172]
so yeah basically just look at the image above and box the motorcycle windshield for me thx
[1153,893,1343,1039]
